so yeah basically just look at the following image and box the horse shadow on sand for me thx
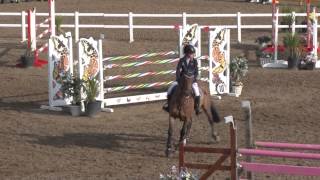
[0,92,70,116]
[23,132,167,157]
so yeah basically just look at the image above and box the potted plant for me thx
[299,53,316,70]
[61,74,83,116]
[55,16,64,34]
[230,56,248,97]
[255,35,271,48]
[83,77,101,117]
[20,43,34,68]
[280,7,295,32]
[283,33,302,69]
[160,166,198,180]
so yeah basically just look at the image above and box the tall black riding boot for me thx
[162,94,171,112]
[195,96,202,115]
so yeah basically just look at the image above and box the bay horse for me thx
[165,74,221,157]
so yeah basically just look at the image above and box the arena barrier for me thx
[28,0,55,67]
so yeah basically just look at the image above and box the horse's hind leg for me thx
[166,116,175,157]
[202,101,220,143]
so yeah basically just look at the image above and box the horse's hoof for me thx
[165,148,175,158]
[213,135,221,143]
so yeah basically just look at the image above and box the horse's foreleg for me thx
[166,116,175,157]
[179,120,188,144]
[186,118,193,140]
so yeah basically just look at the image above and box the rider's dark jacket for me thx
[176,56,198,83]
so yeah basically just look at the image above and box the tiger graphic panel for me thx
[78,38,102,101]
[48,33,73,106]
[179,24,201,58]
[209,28,230,95]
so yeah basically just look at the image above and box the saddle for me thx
[163,84,203,114]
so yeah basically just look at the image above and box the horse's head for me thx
[179,74,194,96]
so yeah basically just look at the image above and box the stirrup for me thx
[162,104,169,112]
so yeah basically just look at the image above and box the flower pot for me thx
[299,61,315,70]
[69,105,81,117]
[287,56,299,70]
[86,101,102,117]
[233,85,243,97]
[20,55,34,68]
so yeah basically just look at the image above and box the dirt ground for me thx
[0,0,320,179]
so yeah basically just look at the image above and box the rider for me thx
[163,44,201,115]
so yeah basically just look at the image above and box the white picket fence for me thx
[0,11,317,43]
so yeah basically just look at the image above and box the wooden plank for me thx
[183,146,231,154]
[239,148,320,160]
[240,162,320,176]
[201,154,229,180]
[179,143,185,171]
[230,120,237,180]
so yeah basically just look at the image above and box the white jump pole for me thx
[272,0,279,62]
[49,0,55,37]
[129,12,134,43]
[75,11,79,42]
[312,8,318,58]
[306,0,311,49]
[274,8,279,62]
[98,35,104,107]
[21,11,26,42]
[208,31,214,96]
[29,8,36,51]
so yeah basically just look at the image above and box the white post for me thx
[30,8,37,51]
[99,34,104,108]
[66,32,73,74]
[129,12,134,43]
[291,11,296,35]
[274,7,279,62]
[197,27,201,78]
[208,31,214,95]
[226,29,231,94]
[312,8,318,58]
[179,28,183,58]
[182,12,187,30]
[49,0,55,36]
[237,12,242,43]
[75,11,79,42]
[21,11,26,42]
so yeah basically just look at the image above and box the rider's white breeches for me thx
[192,82,200,97]
[167,81,200,97]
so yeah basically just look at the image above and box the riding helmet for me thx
[183,44,196,54]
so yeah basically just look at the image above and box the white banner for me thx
[179,24,201,58]
[78,37,103,102]
[48,33,73,106]
[209,28,230,95]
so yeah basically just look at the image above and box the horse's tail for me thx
[210,102,221,123]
